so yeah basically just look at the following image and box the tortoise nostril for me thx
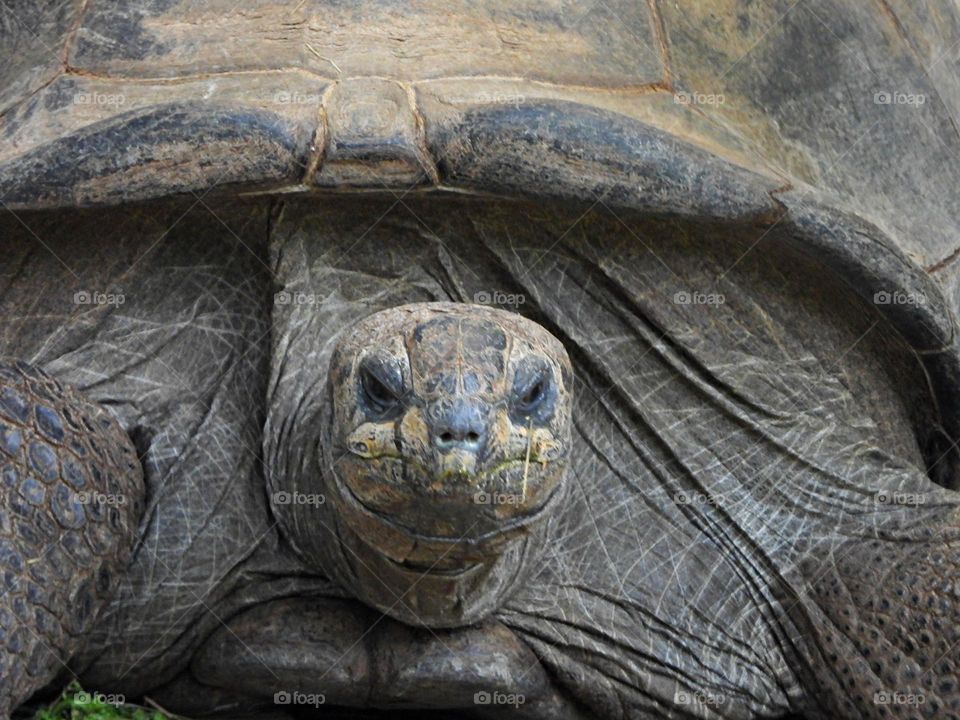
[433,403,487,452]
[436,428,484,450]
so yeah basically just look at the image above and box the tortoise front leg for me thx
[0,362,144,716]
[191,597,590,719]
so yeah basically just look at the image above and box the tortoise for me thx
[2,0,960,718]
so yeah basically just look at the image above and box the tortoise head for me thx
[315,302,572,626]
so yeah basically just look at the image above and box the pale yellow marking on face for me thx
[399,406,430,458]
[346,421,395,458]
[533,429,561,463]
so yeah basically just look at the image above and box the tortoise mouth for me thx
[328,463,566,569]
[334,452,565,534]
[329,510,534,627]
[342,453,555,489]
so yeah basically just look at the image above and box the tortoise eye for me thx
[511,360,556,424]
[518,378,546,412]
[358,357,404,416]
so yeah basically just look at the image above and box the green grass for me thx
[33,683,170,720]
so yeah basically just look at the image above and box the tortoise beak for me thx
[435,448,478,480]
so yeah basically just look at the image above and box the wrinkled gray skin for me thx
[2,193,960,720]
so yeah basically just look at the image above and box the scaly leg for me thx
[0,362,144,716]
